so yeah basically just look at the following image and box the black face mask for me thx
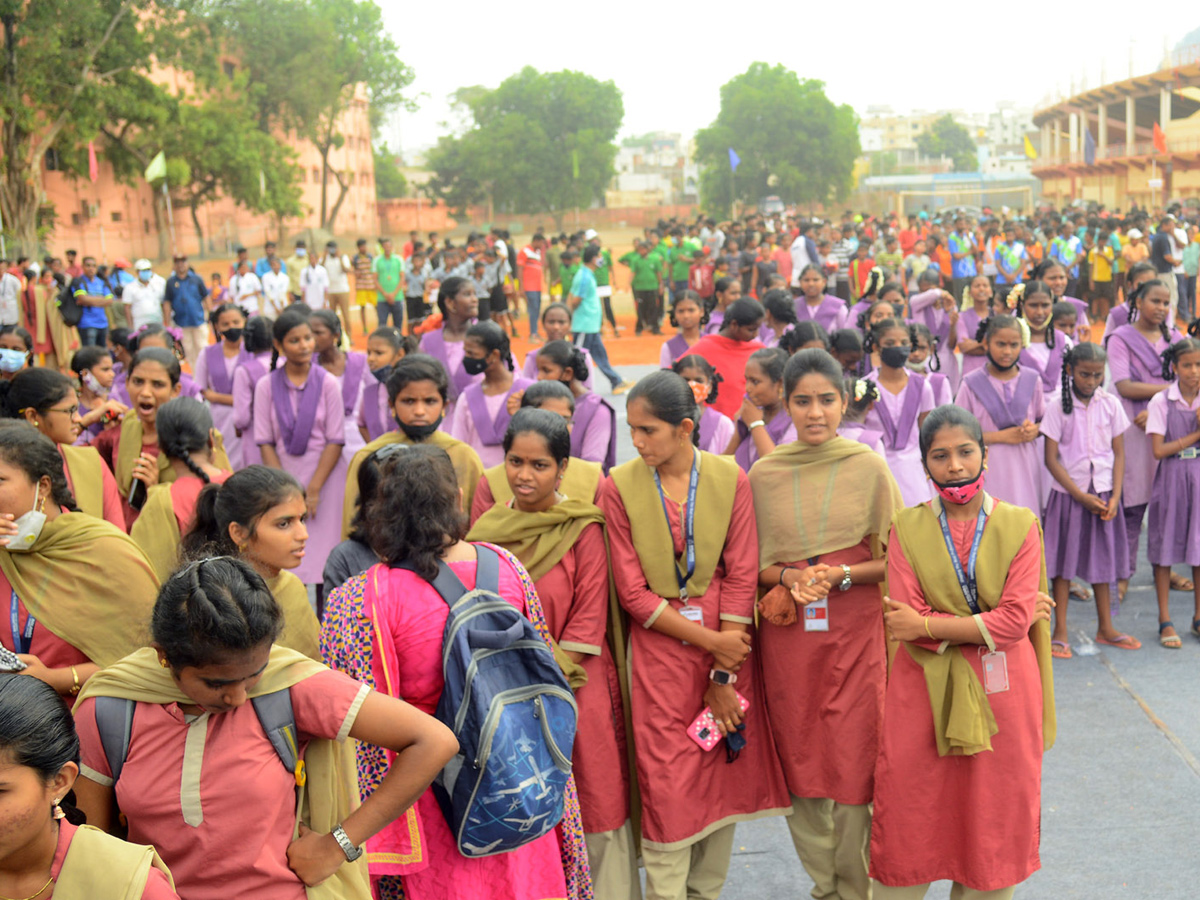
[462,355,488,376]
[372,365,393,385]
[880,346,911,369]
[397,414,443,441]
[987,352,1018,372]
[221,328,243,343]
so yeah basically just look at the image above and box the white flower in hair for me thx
[1006,283,1025,311]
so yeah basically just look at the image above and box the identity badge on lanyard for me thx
[654,456,700,630]
[10,590,35,655]
[938,508,1008,693]
[803,555,829,633]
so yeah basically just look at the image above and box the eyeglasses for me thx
[46,405,79,417]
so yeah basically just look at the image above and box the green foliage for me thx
[916,115,978,173]
[694,63,860,216]
[373,144,407,199]
[427,67,623,223]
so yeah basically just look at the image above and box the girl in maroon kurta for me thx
[749,348,903,900]
[599,370,789,900]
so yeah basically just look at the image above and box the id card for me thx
[981,650,1009,694]
[803,596,829,632]
[679,603,703,644]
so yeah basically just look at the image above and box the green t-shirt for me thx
[621,252,661,290]
[670,241,701,281]
[560,262,581,293]
[372,253,404,296]
[594,248,614,287]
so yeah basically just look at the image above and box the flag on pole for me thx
[1023,134,1038,160]
[571,149,579,180]
[728,148,740,172]
[88,142,99,183]
[144,151,167,183]
[1153,122,1168,154]
[1083,128,1096,166]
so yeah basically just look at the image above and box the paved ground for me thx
[601,362,1200,899]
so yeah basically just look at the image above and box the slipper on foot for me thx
[1169,572,1195,592]
[1159,620,1182,649]
[1051,640,1073,659]
[1096,633,1141,650]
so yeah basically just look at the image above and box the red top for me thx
[169,470,231,534]
[686,334,766,419]
[0,566,89,673]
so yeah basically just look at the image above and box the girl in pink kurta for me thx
[449,321,533,468]
[955,315,1045,516]
[195,304,248,469]
[231,315,273,469]
[254,309,346,585]
[600,371,789,900]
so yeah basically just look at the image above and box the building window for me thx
[44,148,61,171]
[71,213,82,226]
[144,219,151,234]
[110,211,122,222]
[298,169,306,183]
[313,167,320,182]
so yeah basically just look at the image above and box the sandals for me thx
[1051,640,1073,659]
[1192,619,1200,640]
[1159,621,1183,649]
[1069,581,1092,601]
[1096,633,1142,650]
[1169,572,1195,592]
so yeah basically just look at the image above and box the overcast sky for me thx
[378,5,1187,156]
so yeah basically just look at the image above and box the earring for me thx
[159,658,170,669]
[52,799,65,820]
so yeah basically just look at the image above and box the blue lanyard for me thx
[10,590,34,655]
[652,452,699,600]
[937,507,987,615]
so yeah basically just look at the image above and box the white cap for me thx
[1127,228,1143,239]
[134,258,153,271]
[584,229,598,240]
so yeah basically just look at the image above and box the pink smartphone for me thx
[686,691,749,751]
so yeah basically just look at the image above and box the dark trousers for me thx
[634,290,660,333]
[1177,273,1192,322]
[376,300,402,328]
[834,279,851,302]
[79,326,107,347]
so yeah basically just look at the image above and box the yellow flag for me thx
[144,151,166,182]
[1023,134,1038,160]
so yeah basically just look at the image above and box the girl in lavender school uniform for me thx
[956,273,995,379]
[525,303,595,387]
[1051,301,1078,344]
[704,277,742,335]
[1104,261,1157,339]
[730,347,793,470]
[231,315,273,468]
[1147,333,1200,649]
[1010,281,1072,399]
[848,268,888,331]
[672,354,736,456]
[779,321,830,358]
[253,308,345,587]
[906,323,952,406]
[906,269,959,390]
[195,303,249,469]
[758,289,797,349]
[857,300,900,370]
[1043,342,1137,658]
[448,320,534,468]
[1109,279,1186,600]
[793,264,849,333]
[1032,258,1090,341]
[358,326,418,443]
[310,309,368,459]
[418,275,483,418]
[660,290,707,368]
[533,339,615,472]
[954,314,1045,515]
[71,346,126,446]
[829,328,866,378]
[863,318,935,505]
[838,376,886,456]
[120,326,203,403]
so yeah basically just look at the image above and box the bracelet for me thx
[778,565,794,587]
[748,419,765,431]
[923,617,934,640]
[69,666,81,696]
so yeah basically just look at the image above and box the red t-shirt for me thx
[687,333,766,418]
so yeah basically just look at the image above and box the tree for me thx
[694,63,859,217]
[427,67,623,229]
[916,115,978,173]
[373,143,407,199]
[0,0,203,255]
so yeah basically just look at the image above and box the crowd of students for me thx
[0,200,1195,900]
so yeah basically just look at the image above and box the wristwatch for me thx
[838,564,853,592]
[709,669,738,685]
[331,824,363,862]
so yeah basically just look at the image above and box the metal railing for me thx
[1033,136,1200,167]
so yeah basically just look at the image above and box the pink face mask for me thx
[931,469,984,505]
[689,381,710,405]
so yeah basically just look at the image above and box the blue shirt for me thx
[994,241,1027,286]
[255,256,286,277]
[569,266,601,334]
[73,275,112,329]
[1050,236,1082,278]
[163,270,210,327]
[948,232,977,279]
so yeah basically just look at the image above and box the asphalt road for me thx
[601,362,1200,899]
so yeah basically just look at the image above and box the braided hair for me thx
[538,339,588,385]
[1160,336,1200,382]
[908,323,941,371]
[863,316,907,357]
[465,320,515,371]
[856,300,896,333]
[270,308,312,371]
[975,313,1026,346]
[156,397,215,483]
[844,376,879,422]
[1060,342,1107,415]
[673,354,722,406]
[779,320,830,354]
[1128,278,1173,345]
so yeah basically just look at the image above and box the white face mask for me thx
[7,483,47,553]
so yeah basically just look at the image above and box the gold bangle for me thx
[924,617,934,640]
[69,666,81,696]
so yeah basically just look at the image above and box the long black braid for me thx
[909,323,941,371]
[1160,337,1200,381]
[1061,341,1107,415]
[1060,345,1075,414]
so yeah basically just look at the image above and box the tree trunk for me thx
[0,159,41,257]
[325,169,349,233]
[190,197,204,258]
[319,143,330,229]
[150,192,168,262]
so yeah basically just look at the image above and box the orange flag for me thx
[87,141,99,182]
[1153,122,1168,154]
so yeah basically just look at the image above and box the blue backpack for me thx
[409,545,578,858]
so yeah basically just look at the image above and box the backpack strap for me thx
[395,545,502,608]
[94,696,136,784]
[251,689,305,786]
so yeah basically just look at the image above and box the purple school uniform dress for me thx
[1041,388,1132,583]
[733,408,794,472]
[659,333,695,369]
[697,406,735,455]
[1020,337,1072,398]
[1104,304,1130,343]
[523,346,595,388]
[232,351,271,468]
[703,311,724,335]
[196,342,251,470]
[955,367,1045,515]
[757,323,793,349]
[864,370,935,506]
[253,364,345,584]
[449,378,534,468]
[848,299,872,331]
[334,351,368,460]
[908,288,960,392]
[419,327,483,418]
[1060,295,1090,331]
[1146,385,1200,566]
[570,391,616,473]
[794,294,849,333]
[357,376,392,443]
[957,307,990,378]
[839,421,886,457]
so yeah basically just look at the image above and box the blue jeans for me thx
[377,300,402,328]
[525,291,542,337]
[79,326,107,348]
[574,331,623,389]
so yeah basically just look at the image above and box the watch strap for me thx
[331,824,363,861]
